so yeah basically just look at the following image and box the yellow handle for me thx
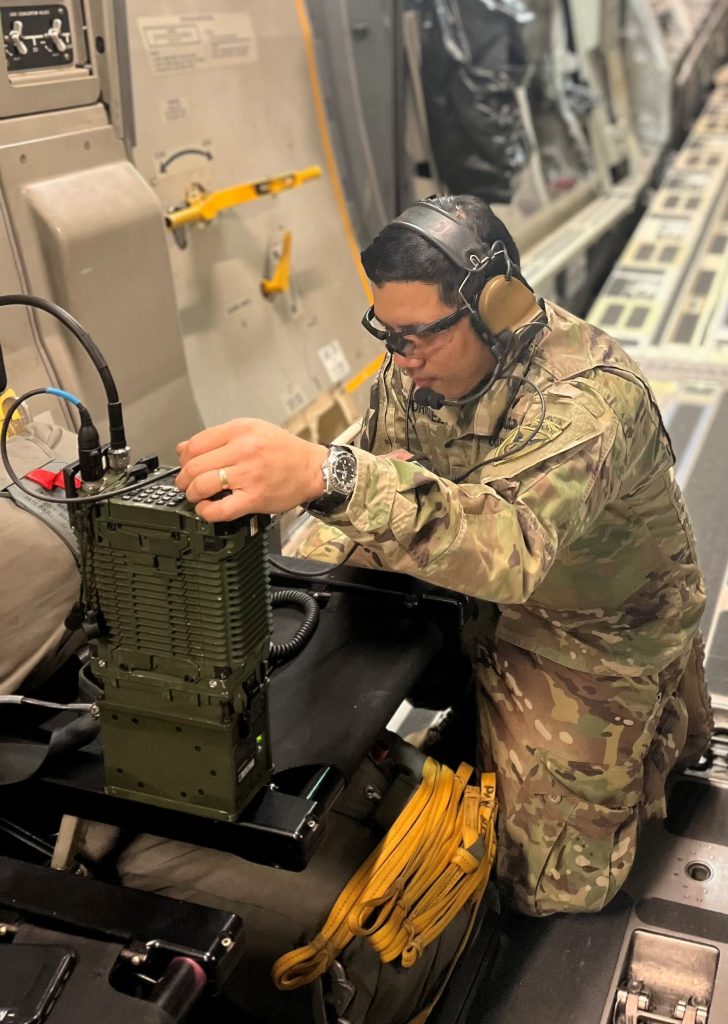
[261,231,293,297]
[0,387,27,437]
[165,165,322,230]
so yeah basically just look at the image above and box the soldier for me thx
[176,194,713,916]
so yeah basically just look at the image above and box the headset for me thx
[389,198,546,409]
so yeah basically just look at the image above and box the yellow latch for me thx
[261,231,293,298]
[0,387,28,437]
[165,165,322,232]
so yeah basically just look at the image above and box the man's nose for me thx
[393,348,425,371]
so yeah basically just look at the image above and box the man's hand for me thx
[176,418,328,522]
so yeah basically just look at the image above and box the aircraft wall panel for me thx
[118,0,375,432]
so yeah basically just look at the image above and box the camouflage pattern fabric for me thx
[475,637,702,915]
[296,300,713,914]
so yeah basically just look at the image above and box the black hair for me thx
[360,195,521,308]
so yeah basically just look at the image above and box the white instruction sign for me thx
[138,12,258,76]
[318,340,351,386]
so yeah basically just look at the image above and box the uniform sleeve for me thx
[323,380,630,604]
[287,516,385,570]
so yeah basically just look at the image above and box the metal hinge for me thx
[612,931,716,1024]
[613,980,710,1024]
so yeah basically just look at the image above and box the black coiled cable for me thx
[269,589,321,668]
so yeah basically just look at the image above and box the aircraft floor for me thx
[457,767,728,1024]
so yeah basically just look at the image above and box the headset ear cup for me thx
[477,276,542,336]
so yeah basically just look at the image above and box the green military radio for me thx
[0,294,273,821]
[69,470,273,821]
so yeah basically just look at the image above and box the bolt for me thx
[131,954,143,965]
[365,785,382,802]
[209,680,218,689]
[692,997,708,1008]
[97,659,107,669]
[221,937,233,948]
[306,818,319,831]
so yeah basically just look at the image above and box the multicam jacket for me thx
[318,301,706,678]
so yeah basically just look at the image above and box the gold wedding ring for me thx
[218,467,230,490]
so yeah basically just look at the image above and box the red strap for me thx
[25,468,76,491]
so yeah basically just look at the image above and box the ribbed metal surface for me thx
[93,531,271,669]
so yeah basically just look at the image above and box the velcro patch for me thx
[492,414,571,460]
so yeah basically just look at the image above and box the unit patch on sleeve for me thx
[492,414,571,460]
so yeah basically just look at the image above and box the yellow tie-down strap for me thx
[272,759,497,990]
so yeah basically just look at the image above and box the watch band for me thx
[305,444,357,515]
[305,490,348,516]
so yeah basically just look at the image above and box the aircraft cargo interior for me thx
[1,3,728,1023]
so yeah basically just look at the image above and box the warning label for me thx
[138,12,258,76]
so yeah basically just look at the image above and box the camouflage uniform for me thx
[298,301,713,915]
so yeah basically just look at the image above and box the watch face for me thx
[329,450,357,493]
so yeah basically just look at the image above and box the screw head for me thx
[131,954,142,965]
[221,937,233,948]
[209,680,219,688]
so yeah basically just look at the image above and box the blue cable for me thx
[46,387,82,407]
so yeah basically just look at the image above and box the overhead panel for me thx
[116,0,375,433]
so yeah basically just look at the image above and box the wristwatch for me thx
[306,444,358,515]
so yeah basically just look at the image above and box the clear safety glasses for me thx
[361,305,469,356]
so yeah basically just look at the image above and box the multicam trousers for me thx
[475,635,713,917]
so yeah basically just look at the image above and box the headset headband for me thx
[391,200,490,272]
